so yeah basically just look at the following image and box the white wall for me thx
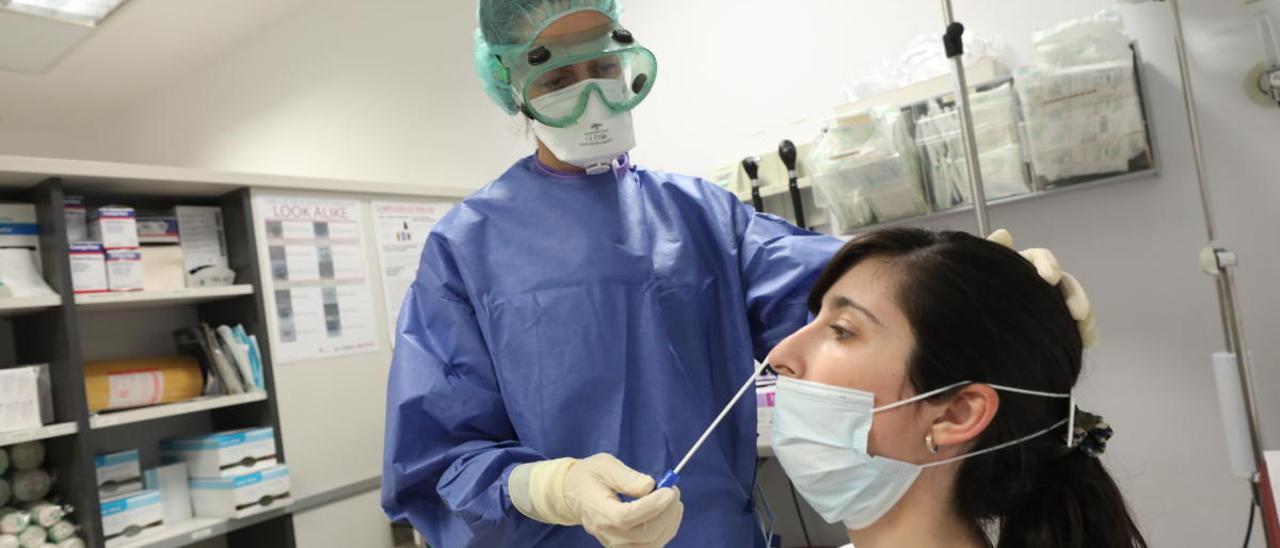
[1,0,1278,546]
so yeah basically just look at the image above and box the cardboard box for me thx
[137,215,179,244]
[105,248,144,292]
[190,465,291,519]
[140,245,185,291]
[69,243,108,294]
[161,427,278,479]
[0,364,53,433]
[95,449,143,499]
[144,462,193,525]
[101,490,164,546]
[89,206,140,250]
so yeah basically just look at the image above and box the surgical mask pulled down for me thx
[529,79,636,175]
[771,376,1071,530]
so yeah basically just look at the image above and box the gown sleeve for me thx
[381,231,555,548]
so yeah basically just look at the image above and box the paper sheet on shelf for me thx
[372,201,453,347]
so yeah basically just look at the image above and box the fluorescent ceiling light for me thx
[1,0,130,26]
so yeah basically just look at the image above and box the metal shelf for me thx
[75,285,254,312]
[110,509,290,548]
[0,294,62,318]
[0,422,78,447]
[89,392,268,430]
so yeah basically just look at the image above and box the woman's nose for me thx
[765,326,808,379]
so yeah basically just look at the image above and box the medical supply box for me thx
[190,465,292,519]
[144,462,194,525]
[100,489,164,546]
[69,243,108,294]
[88,206,140,250]
[95,450,144,499]
[161,427,278,479]
[0,364,54,433]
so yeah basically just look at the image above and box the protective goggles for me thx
[503,22,657,128]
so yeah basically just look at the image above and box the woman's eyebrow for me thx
[829,294,883,326]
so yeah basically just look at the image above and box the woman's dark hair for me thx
[808,228,1146,548]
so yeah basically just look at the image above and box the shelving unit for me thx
[90,392,268,430]
[0,176,295,548]
[0,422,78,446]
[75,285,254,311]
[0,294,62,317]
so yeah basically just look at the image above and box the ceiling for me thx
[0,0,307,128]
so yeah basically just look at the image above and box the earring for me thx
[926,433,939,454]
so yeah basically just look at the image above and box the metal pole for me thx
[1167,0,1280,543]
[940,0,991,236]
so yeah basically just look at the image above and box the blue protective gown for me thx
[382,155,840,547]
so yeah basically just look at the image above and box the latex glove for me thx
[509,454,683,547]
[987,229,1099,348]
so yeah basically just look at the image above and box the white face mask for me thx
[771,376,1071,530]
[529,79,636,175]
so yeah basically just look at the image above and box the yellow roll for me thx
[84,357,204,412]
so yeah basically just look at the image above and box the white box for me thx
[95,449,143,499]
[137,215,179,244]
[144,462,193,525]
[89,206,140,250]
[161,427,278,479]
[64,196,87,243]
[101,490,164,546]
[172,206,229,283]
[0,203,41,273]
[140,245,185,291]
[104,248,144,292]
[190,465,291,519]
[69,243,108,294]
[0,364,53,433]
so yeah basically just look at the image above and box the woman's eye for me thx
[829,325,854,341]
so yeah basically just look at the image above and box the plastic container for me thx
[807,108,928,234]
[912,82,1033,209]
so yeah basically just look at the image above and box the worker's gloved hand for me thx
[509,454,684,547]
[987,229,1099,348]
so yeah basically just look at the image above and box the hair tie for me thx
[1066,409,1113,458]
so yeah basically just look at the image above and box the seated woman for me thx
[766,228,1147,548]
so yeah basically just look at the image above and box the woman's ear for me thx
[929,384,999,452]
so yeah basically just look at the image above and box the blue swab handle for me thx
[655,469,679,489]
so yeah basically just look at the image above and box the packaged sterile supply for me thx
[189,465,291,519]
[172,206,229,286]
[11,470,52,503]
[135,216,178,244]
[0,203,38,251]
[1014,9,1150,185]
[807,108,928,233]
[161,427,278,479]
[15,525,43,548]
[140,246,184,291]
[912,82,1032,209]
[0,249,56,298]
[104,249,143,293]
[143,462,192,524]
[99,490,162,546]
[63,197,86,243]
[9,442,45,471]
[45,521,76,543]
[94,450,142,499]
[0,366,54,434]
[88,207,139,250]
[0,534,15,548]
[0,509,29,534]
[25,503,71,529]
[68,244,107,295]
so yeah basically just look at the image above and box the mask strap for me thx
[872,380,971,414]
[922,418,1069,468]
[987,383,1075,448]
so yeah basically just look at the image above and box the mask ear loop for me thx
[1066,392,1076,448]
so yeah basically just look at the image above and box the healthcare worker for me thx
[381,1,1097,547]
